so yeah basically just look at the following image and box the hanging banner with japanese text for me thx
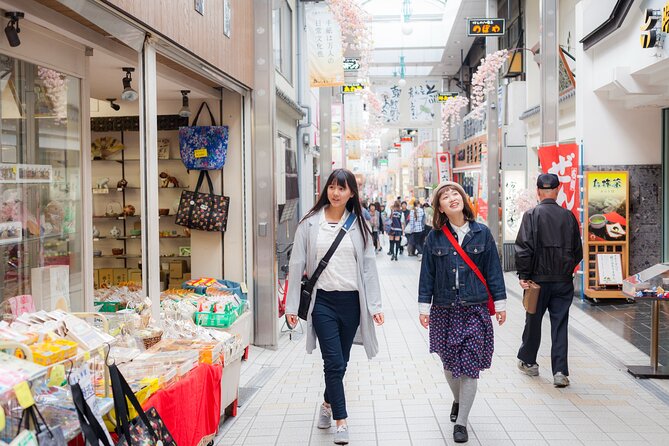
[538,143,581,223]
[409,82,439,122]
[344,94,364,141]
[306,3,345,87]
[435,152,452,183]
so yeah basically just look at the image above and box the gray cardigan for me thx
[286,211,383,359]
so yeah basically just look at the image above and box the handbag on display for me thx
[179,102,229,170]
[16,404,66,446]
[71,381,113,446]
[523,280,541,314]
[109,363,177,446]
[298,213,357,320]
[441,225,496,316]
[175,170,230,232]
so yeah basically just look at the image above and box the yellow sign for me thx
[48,364,66,387]
[194,148,208,159]
[438,92,459,102]
[0,406,5,431]
[342,84,364,94]
[640,3,669,48]
[663,2,669,33]
[14,381,35,408]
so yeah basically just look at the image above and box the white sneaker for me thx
[317,404,332,429]
[334,425,349,445]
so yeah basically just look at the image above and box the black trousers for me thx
[517,281,574,376]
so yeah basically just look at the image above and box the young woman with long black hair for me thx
[286,168,384,445]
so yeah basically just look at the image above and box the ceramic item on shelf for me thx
[105,201,122,217]
[159,172,180,188]
[129,229,141,236]
[158,138,170,159]
[158,208,170,216]
[96,177,110,189]
[112,248,124,256]
[92,226,100,238]
[117,178,128,189]
[123,204,136,217]
[92,136,125,160]
[110,226,121,238]
[179,246,191,257]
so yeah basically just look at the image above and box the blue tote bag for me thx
[179,102,229,170]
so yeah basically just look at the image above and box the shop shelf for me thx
[92,215,141,219]
[94,255,142,259]
[94,301,125,312]
[93,236,142,241]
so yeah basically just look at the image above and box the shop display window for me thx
[0,54,82,315]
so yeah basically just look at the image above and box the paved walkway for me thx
[217,250,669,445]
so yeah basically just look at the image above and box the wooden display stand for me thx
[583,171,630,301]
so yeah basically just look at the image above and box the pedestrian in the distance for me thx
[407,203,425,257]
[400,201,409,255]
[286,168,385,445]
[388,200,404,261]
[514,173,583,388]
[375,202,385,252]
[418,181,507,443]
[369,203,380,253]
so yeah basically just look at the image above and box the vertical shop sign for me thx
[306,3,345,87]
[538,143,580,222]
[409,82,438,122]
[435,152,452,182]
[477,149,489,222]
[585,171,628,242]
[378,86,401,124]
[344,95,364,141]
[347,140,361,160]
[331,105,343,169]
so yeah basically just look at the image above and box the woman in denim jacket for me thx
[418,181,507,443]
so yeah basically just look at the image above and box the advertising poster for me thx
[538,143,580,222]
[435,152,452,183]
[344,95,364,141]
[585,171,628,242]
[306,3,345,87]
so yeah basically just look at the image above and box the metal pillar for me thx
[320,88,333,182]
[486,0,501,248]
[138,39,161,326]
[540,0,559,145]
[253,0,278,347]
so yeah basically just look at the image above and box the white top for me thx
[315,209,358,292]
[419,221,506,314]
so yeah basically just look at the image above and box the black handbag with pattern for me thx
[175,170,230,232]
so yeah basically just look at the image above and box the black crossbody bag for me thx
[298,213,356,320]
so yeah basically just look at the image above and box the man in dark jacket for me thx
[514,173,583,388]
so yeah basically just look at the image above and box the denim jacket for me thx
[418,221,507,307]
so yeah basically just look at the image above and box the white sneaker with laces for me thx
[317,404,332,429]
[334,425,349,445]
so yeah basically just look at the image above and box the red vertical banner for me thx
[435,152,452,182]
[538,143,581,223]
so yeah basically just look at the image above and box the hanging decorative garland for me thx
[326,0,373,79]
[440,96,469,143]
[470,49,509,119]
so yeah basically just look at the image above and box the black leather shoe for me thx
[450,402,459,422]
[453,424,468,443]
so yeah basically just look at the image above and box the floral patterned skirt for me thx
[429,303,494,379]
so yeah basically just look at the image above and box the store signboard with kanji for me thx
[467,18,505,36]
[438,92,459,102]
[585,171,628,242]
[436,152,452,182]
[306,3,345,87]
[342,83,364,94]
[538,143,580,223]
[343,58,361,71]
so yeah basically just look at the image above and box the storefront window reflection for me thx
[0,54,82,316]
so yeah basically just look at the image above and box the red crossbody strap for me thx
[441,225,494,302]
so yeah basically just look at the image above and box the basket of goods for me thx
[136,328,163,349]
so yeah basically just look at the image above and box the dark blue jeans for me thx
[517,281,574,375]
[312,289,360,420]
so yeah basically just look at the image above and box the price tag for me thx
[13,381,35,408]
[240,282,248,294]
[194,148,208,159]
[48,364,66,387]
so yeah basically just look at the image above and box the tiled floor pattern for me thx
[216,251,669,445]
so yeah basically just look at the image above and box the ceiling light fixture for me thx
[179,90,191,118]
[121,67,139,102]
[4,12,24,48]
[397,55,407,87]
[106,98,120,111]
[401,0,413,35]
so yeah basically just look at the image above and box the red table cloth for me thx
[143,363,223,446]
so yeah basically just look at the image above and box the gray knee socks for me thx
[444,369,478,426]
